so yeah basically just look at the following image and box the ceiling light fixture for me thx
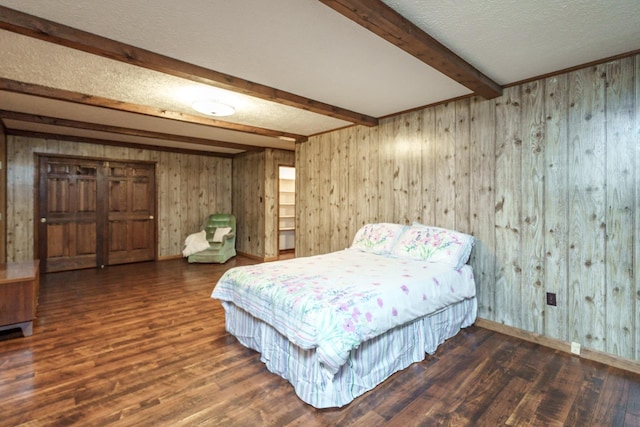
[191,100,235,117]
[278,136,297,142]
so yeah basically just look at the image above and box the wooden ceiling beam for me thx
[0,6,378,127]
[0,78,306,143]
[4,129,236,158]
[319,0,503,99]
[0,110,267,153]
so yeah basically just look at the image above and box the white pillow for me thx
[390,224,475,269]
[212,227,232,243]
[182,230,210,257]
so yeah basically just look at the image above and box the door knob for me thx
[40,218,47,223]
[149,215,154,220]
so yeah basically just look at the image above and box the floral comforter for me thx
[211,248,476,376]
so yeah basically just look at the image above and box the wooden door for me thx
[37,156,156,273]
[106,162,156,266]
[38,158,100,272]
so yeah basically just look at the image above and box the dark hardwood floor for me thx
[0,257,638,426]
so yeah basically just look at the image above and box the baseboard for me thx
[160,252,274,262]
[236,251,266,262]
[158,254,183,261]
[476,318,640,375]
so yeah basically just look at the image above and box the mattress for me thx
[212,248,476,376]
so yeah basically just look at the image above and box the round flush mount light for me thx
[191,100,235,117]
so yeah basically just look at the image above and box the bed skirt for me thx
[221,297,477,408]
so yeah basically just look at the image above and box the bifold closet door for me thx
[37,156,156,273]
[37,158,100,273]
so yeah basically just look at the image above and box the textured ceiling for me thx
[0,30,350,136]
[0,0,638,156]
[382,0,640,84]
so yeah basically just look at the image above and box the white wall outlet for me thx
[570,341,581,355]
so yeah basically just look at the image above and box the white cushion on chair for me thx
[183,230,210,257]
[212,227,232,243]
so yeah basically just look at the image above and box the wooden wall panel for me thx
[329,131,347,252]
[319,135,333,254]
[6,136,39,262]
[166,153,183,256]
[362,126,379,226]
[420,107,436,225]
[434,103,456,230]
[636,54,640,361]
[232,151,264,258]
[6,137,232,261]
[378,120,395,223]
[604,57,635,356]
[310,135,323,254]
[215,156,232,214]
[264,150,278,259]
[295,143,307,255]
[469,96,496,321]
[185,154,200,235]
[494,86,522,327]
[347,127,359,243]
[454,99,471,232]
[394,111,423,225]
[157,152,171,256]
[568,65,607,352]
[543,73,569,341]
[351,125,379,232]
[0,122,5,262]
[521,80,545,334]
[296,54,640,362]
[386,114,405,223]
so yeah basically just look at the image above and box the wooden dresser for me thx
[0,261,40,336]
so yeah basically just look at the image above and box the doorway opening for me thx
[278,166,295,259]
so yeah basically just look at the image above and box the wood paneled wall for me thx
[6,136,232,261]
[0,122,5,262]
[233,148,295,260]
[296,54,640,362]
[233,151,265,258]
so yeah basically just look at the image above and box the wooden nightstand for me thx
[0,261,40,337]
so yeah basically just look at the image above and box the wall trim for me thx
[158,254,183,261]
[476,318,640,375]
[237,251,266,262]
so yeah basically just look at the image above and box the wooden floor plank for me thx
[0,258,639,426]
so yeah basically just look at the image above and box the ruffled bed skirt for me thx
[220,297,477,408]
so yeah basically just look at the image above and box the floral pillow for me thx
[351,223,406,255]
[390,224,475,269]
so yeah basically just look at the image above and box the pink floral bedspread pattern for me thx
[211,249,476,376]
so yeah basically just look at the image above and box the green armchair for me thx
[187,213,237,263]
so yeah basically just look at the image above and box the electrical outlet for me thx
[546,292,557,306]
[571,342,581,355]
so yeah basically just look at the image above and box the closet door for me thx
[38,157,100,273]
[105,162,156,266]
[37,156,157,272]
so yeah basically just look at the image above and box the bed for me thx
[211,223,477,408]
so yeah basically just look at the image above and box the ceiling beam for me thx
[0,6,378,127]
[0,78,306,143]
[5,129,236,158]
[319,0,503,99]
[0,110,267,152]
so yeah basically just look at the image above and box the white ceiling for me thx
[0,0,638,156]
